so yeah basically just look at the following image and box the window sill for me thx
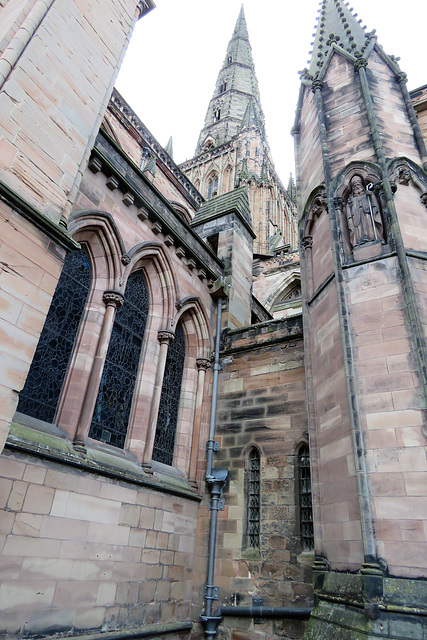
[7,420,202,502]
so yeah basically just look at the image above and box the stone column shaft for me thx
[73,290,124,448]
[188,358,211,488]
[141,330,175,470]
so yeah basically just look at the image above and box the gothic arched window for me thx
[213,107,221,123]
[219,81,227,94]
[298,444,314,550]
[17,248,91,423]
[246,448,261,548]
[89,269,149,448]
[152,322,186,466]
[207,173,219,200]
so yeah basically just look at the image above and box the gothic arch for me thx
[263,270,302,315]
[122,241,178,330]
[69,210,125,290]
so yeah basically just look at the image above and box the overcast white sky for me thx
[116,0,425,184]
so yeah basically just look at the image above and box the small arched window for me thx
[89,269,149,448]
[213,107,221,123]
[207,174,219,200]
[227,55,232,65]
[246,448,261,548]
[219,81,227,95]
[17,247,92,423]
[152,322,186,466]
[298,444,314,550]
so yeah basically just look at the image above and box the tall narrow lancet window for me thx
[207,174,219,200]
[152,322,186,466]
[247,448,261,548]
[17,248,91,423]
[298,444,314,550]
[89,270,149,448]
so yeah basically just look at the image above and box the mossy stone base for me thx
[304,571,427,640]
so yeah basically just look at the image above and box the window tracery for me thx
[246,448,261,548]
[152,322,186,466]
[89,269,149,448]
[17,247,91,423]
[298,444,314,551]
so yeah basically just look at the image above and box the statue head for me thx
[350,175,365,196]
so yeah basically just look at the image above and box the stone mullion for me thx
[141,330,175,472]
[312,79,377,564]
[188,357,211,489]
[73,290,124,450]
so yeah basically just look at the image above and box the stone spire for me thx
[307,0,369,78]
[194,5,266,155]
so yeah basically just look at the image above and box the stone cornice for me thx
[109,90,203,209]
[0,178,79,252]
[92,132,224,281]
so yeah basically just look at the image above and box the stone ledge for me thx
[50,622,192,640]
[0,178,79,252]
[6,422,202,502]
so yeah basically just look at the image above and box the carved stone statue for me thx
[346,175,383,248]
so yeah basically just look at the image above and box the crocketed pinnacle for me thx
[164,136,173,159]
[307,0,370,77]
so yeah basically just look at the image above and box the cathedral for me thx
[0,1,426,640]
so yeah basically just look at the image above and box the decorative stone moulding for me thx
[164,234,174,247]
[187,258,197,271]
[137,207,149,221]
[151,221,163,235]
[176,247,186,260]
[198,269,207,281]
[122,192,134,207]
[88,157,102,173]
[106,175,119,190]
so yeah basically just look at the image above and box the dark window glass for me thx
[152,322,186,466]
[247,448,261,548]
[208,175,218,199]
[298,444,314,550]
[17,248,91,423]
[89,270,149,449]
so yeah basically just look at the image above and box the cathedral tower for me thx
[295,1,427,638]
[181,7,297,254]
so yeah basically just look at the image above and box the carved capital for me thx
[333,196,345,211]
[421,193,427,208]
[354,58,368,71]
[103,290,124,309]
[158,330,175,345]
[196,358,211,372]
[301,236,313,249]
[395,71,408,84]
[311,79,324,93]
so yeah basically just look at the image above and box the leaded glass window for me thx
[89,270,149,449]
[208,174,218,199]
[152,322,186,466]
[298,444,314,550]
[247,448,261,548]
[17,247,91,423]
